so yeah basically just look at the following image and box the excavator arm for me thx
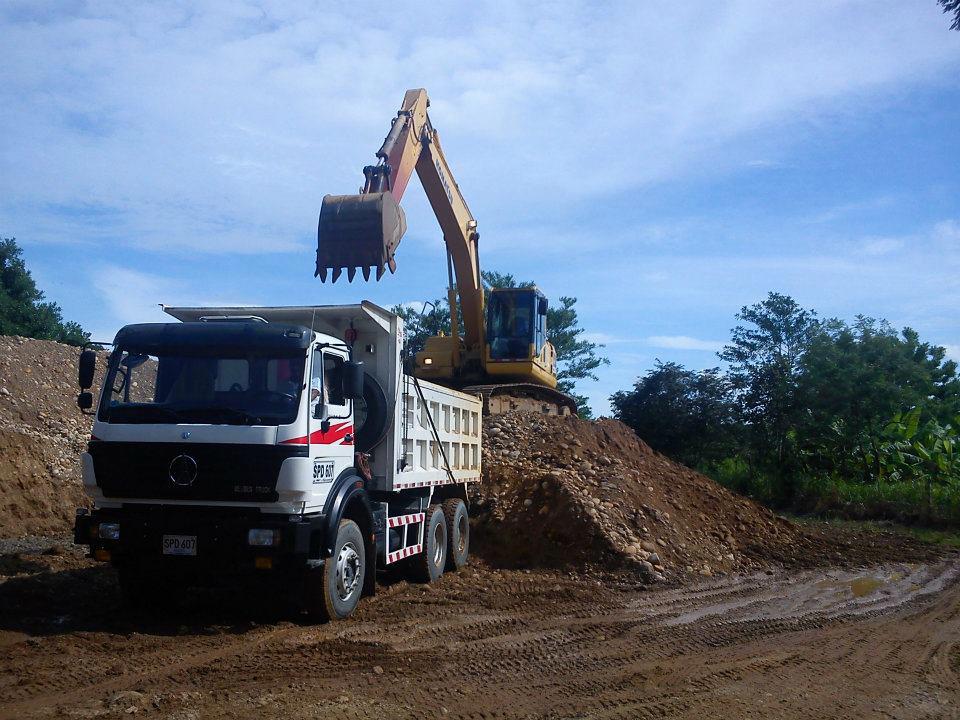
[316,88,484,352]
[315,88,574,416]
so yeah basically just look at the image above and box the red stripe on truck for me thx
[280,422,354,446]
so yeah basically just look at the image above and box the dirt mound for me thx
[475,412,849,580]
[0,335,102,537]
[0,430,88,536]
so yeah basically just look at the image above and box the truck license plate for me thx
[162,535,197,556]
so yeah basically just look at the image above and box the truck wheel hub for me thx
[336,542,361,600]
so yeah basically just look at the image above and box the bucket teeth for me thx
[315,192,406,284]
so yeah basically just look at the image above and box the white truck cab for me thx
[74,302,482,620]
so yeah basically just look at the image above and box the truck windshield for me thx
[98,348,305,426]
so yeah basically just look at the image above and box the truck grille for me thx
[89,441,307,503]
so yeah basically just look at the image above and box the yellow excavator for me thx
[315,88,576,416]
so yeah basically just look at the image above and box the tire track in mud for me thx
[0,623,308,718]
[2,559,959,719]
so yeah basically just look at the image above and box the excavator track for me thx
[462,383,579,417]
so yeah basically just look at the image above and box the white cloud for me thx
[90,263,266,338]
[90,264,179,336]
[933,220,960,245]
[582,331,620,345]
[944,345,960,362]
[647,335,724,352]
[859,237,904,256]
[1,2,957,258]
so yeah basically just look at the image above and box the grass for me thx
[789,515,960,549]
[704,456,960,528]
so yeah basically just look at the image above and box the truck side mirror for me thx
[342,361,364,400]
[78,349,96,389]
[538,297,548,315]
[77,392,93,411]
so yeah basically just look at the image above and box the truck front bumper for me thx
[74,506,329,578]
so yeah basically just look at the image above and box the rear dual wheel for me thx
[410,505,447,583]
[442,498,470,571]
[410,499,470,583]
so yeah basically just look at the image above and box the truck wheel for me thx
[306,519,365,622]
[410,505,447,583]
[442,498,469,571]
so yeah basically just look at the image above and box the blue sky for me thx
[2,1,959,415]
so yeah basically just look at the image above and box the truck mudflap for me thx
[74,507,330,576]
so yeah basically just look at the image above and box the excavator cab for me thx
[484,287,557,387]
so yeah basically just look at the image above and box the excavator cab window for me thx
[488,290,537,361]
[535,297,547,355]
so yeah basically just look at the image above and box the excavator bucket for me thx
[315,192,406,282]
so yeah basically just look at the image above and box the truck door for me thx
[308,346,354,486]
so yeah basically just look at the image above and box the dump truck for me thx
[73,302,482,620]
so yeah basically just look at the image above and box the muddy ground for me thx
[1,531,958,720]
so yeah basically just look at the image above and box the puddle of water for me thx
[849,577,883,597]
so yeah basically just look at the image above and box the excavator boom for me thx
[315,89,575,415]
[315,88,483,350]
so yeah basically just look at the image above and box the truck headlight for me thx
[247,529,280,547]
[98,522,120,541]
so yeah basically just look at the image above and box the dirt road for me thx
[1,542,958,720]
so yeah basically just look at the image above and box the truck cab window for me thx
[310,349,347,418]
[324,354,346,406]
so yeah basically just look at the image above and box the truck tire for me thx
[306,519,365,622]
[442,498,469,571]
[354,372,389,452]
[410,505,447,583]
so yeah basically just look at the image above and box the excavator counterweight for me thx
[315,192,405,282]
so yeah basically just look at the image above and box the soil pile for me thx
[0,336,102,536]
[475,412,839,580]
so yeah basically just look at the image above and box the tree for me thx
[796,315,960,481]
[391,299,451,359]
[480,271,533,292]
[0,237,89,346]
[546,296,609,417]
[940,0,960,30]
[610,361,737,467]
[719,292,820,499]
[794,317,959,479]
